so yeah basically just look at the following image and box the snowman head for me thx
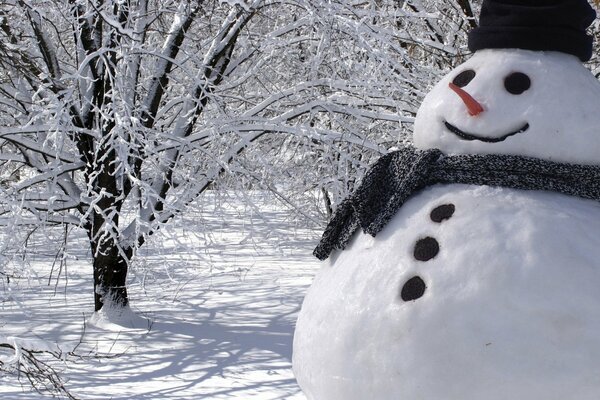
[413,0,600,165]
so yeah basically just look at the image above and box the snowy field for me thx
[0,192,321,399]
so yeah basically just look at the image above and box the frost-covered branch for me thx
[0,0,488,313]
[0,337,77,399]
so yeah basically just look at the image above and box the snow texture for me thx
[88,303,151,332]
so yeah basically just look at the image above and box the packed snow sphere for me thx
[414,49,600,164]
[293,0,600,399]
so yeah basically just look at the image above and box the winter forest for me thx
[2,0,600,398]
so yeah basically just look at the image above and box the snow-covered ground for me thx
[0,192,321,399]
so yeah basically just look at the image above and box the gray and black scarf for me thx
[314,145,600,260]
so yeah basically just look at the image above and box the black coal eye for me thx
[504,72,531,95]
[452,69,476,87]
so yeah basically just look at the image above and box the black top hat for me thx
[468,0,597,61]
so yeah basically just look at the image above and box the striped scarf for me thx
[314,146,600,260]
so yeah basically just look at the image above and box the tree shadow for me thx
[67,280,310,399]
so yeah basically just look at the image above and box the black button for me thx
[414,237,439,261]
[430,204,455,223]
[401,276,427,301]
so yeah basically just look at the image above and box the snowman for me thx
[293,0,600,399]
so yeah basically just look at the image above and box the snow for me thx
[294,184,600,399]
[87,304,151,332]
[0,192,318,399]
[414,49,600,164]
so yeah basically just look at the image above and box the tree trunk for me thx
[92,241,132,312]
[321,187,333,219]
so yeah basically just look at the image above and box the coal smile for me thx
[444,121,529,143]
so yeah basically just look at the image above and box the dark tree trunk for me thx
[321,187,333,219]
[457,0,477,29]
[87,144,129,312]
[92,240,132,311]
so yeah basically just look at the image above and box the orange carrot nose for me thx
[448,82,485,116]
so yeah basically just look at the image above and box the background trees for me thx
[2,0,598,315]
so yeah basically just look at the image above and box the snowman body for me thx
[294,49,600,399]
[294,184,600,399]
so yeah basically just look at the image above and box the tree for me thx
[0,0,262,312]
[0,0,480,314]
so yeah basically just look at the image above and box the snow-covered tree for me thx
[1,0,263,312]
[0,0,479,313]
